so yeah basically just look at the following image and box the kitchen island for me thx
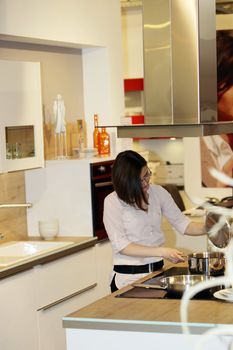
[63,264,233,350]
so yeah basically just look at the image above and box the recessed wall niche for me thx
[0,41,85,124]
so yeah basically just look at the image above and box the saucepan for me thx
[134,274,216,297]
[158,274,217,296]
[187,252,226,276]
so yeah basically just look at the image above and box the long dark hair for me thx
[112,150,148,211]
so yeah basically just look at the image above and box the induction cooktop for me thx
[116,266,220,300]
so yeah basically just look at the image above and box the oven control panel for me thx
[91,160,113,180]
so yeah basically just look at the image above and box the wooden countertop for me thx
[63,263,233,334]
[0,236,97,280]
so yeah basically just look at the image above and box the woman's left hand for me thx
[155,247,185,264]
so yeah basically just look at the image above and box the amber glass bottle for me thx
[93,114,100,149]
[98,127,110,155]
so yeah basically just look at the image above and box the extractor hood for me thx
[118,0,233,138]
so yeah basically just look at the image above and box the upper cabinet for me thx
[0,0,125,154]
[0,60,44,173]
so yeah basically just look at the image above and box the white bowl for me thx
[38,219,59,240]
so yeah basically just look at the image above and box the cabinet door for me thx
[34,247,98,350]
[0,269,39,350]
[33,247,97,310]
[0,59,44,172]
[37,285,97,350]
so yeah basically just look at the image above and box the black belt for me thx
[113,260,164,274]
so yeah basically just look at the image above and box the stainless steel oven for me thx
[90,160,114,241]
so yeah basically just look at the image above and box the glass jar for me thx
[98,128,110,155]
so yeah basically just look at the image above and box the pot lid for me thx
[205,211,231,248]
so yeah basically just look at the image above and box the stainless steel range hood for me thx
[118,0,233,138]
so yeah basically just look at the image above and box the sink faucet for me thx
[0,203,33,208]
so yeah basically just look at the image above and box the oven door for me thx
[90,161,114,241]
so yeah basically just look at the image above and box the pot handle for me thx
[132,283,167,290]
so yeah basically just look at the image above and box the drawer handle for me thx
[37,283,97,311]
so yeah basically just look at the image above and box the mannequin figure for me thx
[53,94,68,159]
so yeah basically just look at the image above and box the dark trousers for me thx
[110,274,118,293]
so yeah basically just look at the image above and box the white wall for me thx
[26,160,94,236]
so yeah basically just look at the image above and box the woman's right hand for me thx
[156,247,185,264]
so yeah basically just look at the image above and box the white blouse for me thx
[103,184,191,289]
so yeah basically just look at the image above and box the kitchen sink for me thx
[0,241,74,267]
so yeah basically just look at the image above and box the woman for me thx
[103,150,205,292]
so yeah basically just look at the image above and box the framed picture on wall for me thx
[184,137,232,203]
[200,29,233,188]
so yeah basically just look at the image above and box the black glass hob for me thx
[116,266,220,300]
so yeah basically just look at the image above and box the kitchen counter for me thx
[0,235,100,350]
[63,263,233,335]
[0,236,97,280]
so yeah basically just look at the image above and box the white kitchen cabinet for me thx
[0,60,44,173]
[33,246,98,350]
[0,269,39,350]
[33,247,97,310]
[0,245,98,350]
[37,286,97,350]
